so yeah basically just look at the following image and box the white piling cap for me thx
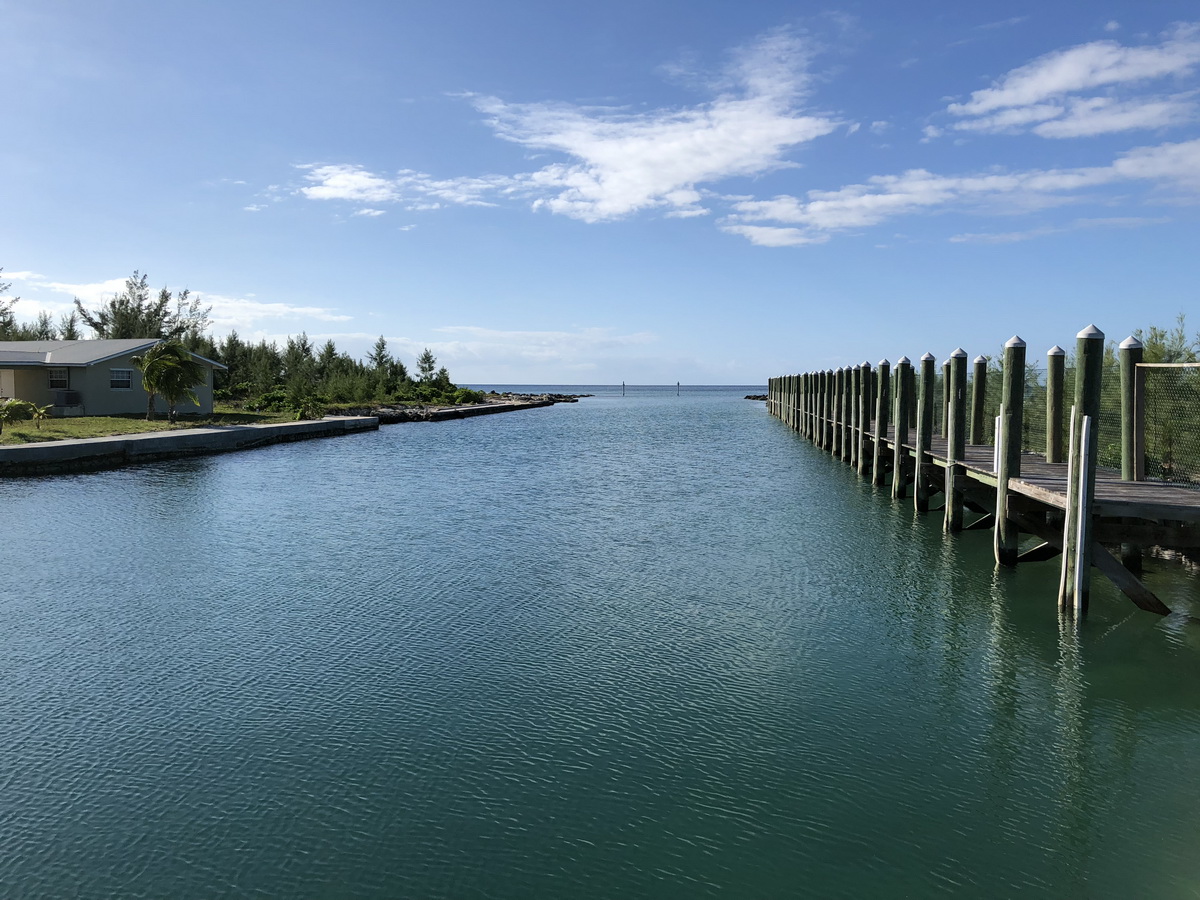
[1077,324,1104,340]
[973,355,988,364]
[1120,336,1143,349]
[950,347,968,358]
[897,355,911,365]
[862,360,872,367]
[878,358,890,367]
[921,352,935,361]
[1047,345,1066,356]
[1005,335,1026,348]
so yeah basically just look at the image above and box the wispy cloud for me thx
[949,215,1171,243]
[296,28,839,223]
[205,294,352,329]
[425,325,657,365]
[12,274,352,333]
[724,138,1200,244]
[945,23,1200,137]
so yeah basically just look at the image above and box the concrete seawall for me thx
[0,416,379,477]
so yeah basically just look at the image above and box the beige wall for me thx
[1,352,218,417]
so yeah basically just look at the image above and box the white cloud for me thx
[298,164,400,202]
[1032,93,1197,137]
[244,204,265,212]
[944,24,1200,138]
[718,224,830,247]
[353,208,386,217]
[415,325,659,369]
[725,138,1200,241]
[13,273,352,334]
[204,294,352,330]
[34,276,129,304]
[296,29,840,224]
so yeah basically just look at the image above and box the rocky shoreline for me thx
[333,392,591,424]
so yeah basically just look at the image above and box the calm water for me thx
[3,386,1200,898]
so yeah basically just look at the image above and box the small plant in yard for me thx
[287,392,327,421]
[0,399,35,435]
[30,403,52,429]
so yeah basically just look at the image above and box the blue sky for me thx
[4,1,1199,384]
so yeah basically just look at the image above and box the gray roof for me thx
[0,339,226,369]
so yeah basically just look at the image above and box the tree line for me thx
[1,269,482,412]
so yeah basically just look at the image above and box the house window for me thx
[110,368,133,390]
[48,368,68,389]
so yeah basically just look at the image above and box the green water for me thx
[2,386,1199,898]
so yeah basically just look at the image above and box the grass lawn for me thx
[0,408,295,445]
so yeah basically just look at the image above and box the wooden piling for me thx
[971,355,988,445]
[892,357,913,500]
[1120,337,1143,481]
[914,353,935,513]
[850,365,862,468]
[1119,336,1146,571]
[857,362,872,477]
[872,359,891,487]
[995,336,1026,566]
[824,370,835,450]
[842,368,854,463]
[941,359,951,439]
[945,348,968,532]
[1046,346,1065,464]
[833,368,844,458]
[1059,325,1104,613]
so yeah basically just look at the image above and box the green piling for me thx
[995,336,1026,566]
[892,356,913,499]
[945,348,968,532]
[1059,325,1104,614]
[915,353,935,513]
[971,355,987,445]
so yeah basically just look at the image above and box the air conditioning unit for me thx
[54,390,82,407]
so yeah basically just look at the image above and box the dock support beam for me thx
[1059,325,1104,614]
[944,348,968,532]
[995,336,1026,566]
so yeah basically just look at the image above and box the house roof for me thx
[0,339,227,369]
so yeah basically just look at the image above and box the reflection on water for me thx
[1,385,1199,899]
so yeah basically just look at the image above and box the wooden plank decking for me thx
[867,425,1200,522]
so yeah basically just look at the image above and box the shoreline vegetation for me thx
[1,269,593,442]
[0,392,590,446]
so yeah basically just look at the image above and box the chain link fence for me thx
[1138,364,1200,486]
[923,356,1200,488]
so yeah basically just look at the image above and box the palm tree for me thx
[131,340,207,423]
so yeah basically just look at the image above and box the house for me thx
[0,339,226,417]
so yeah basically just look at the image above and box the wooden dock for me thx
[768,328,1200,618]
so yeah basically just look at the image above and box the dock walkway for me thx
[769,327,1200,618]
